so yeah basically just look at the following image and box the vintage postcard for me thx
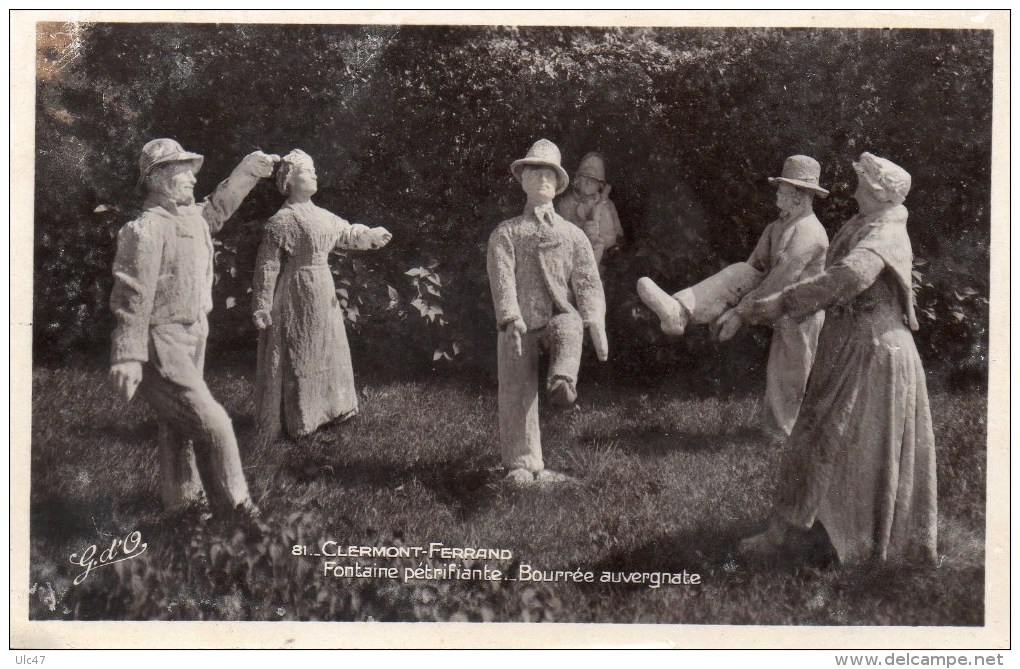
[10,9,1010,650]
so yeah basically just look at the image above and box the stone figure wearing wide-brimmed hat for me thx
[487,139,608,487]
[252,149,392,444]
[738,153,936,565]
[637,155,830,439]
[556,152,624,271]
[109,138,279,515]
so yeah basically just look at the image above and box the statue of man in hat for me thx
[556,152,624,272]
[637,155,830,440]
[487,139,608,487]
[109,138,280,516]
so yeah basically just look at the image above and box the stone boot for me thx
[637,277,687,336]
[535,469,575,488]
[738,518,788,559]
[504,468,535,488]
[548,376,577,410]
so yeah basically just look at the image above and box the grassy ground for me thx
[28,365,986,624]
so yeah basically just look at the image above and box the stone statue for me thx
[738,153,936,565]
[487,139,608,487]
[637,155,830,439]
[109,138,279,516]
[252,149,391,444]
[556,152,624,272]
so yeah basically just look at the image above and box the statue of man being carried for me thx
[637,155,831,440]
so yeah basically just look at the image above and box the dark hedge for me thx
[33,24,992,388]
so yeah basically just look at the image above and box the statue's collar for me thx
[524,202,556,225]
[143,192,194,214]
[778,209,814,227]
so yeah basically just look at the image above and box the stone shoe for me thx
[504,468,535,488]
[738,521,787,559]
[231,499,270,535]
[166,499,213,525]
[534,469,575,487]
[236,499,261,519]
[637,277,687,336]
[738,532,779,557]
[548,377,578,409]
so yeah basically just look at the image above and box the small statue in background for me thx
[487,139,608,487]
[556,152,624,272]
[637,155,830,439]
[252,149,391,444]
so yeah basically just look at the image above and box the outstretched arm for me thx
[782,248,885,320]
[331,212,391,250]
[748,248,887,324]
[735,221,827,325]
[202,151,280,234]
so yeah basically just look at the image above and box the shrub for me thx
[34,24,992,384]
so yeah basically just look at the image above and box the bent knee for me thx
[547,313,584,344]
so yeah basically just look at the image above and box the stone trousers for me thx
[137,317,251,510]
[674,262,763,324]
[762,312,824,439]
[672,262,820,438]
[496,312,583,472]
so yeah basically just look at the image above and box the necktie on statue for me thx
[534,203,555,226]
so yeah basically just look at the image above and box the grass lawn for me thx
[28,365,986,624]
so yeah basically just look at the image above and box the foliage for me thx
[33,24,992,383]
[910,258,989,387]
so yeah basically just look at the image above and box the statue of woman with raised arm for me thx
[252,149,391,444]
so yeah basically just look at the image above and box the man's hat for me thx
[767,155,829,197]
[137,138,204,189]
[510,139,569,194]
[575,152,607,183]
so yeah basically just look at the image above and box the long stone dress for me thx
[252,201,374,442]
[748,204,937,564]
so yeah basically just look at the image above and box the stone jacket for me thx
[734,211,829,324]
[487,204,606,332]
[110,169,260,364]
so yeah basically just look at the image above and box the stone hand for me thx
[253,310,272,330]
[369,227,392,249]
[751,293,785,324]
[109,361,143,402]
[241,151,281,178]
[507,319,527,358]
[589,323,609,361]
[598,183,612,203]
[714,309,742,342]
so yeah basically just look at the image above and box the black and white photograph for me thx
[11,9,1009,650]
